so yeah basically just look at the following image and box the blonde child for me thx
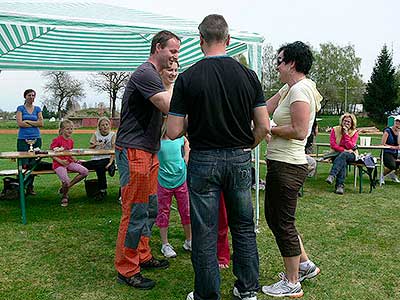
[155,61,192,258]
[83,117,116,200]
[156,118,191,258]
[50,120,88,207]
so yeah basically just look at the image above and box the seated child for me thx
[83,117,116,200]
[50,120,89,207]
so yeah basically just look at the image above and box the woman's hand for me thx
[265,133,272,144]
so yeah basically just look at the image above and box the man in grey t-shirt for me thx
[114,30,180,290]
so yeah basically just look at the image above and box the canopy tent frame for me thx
[0,1,264,229]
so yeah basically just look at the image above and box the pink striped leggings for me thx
[54,162,89,185]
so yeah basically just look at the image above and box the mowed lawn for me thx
[0,132,399,300]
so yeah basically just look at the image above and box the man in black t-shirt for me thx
[114,30,180,290]
[167,15,269,300]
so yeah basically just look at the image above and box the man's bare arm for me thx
[252,106,270,148]
[149,91,171,114]
[167,115,187,140]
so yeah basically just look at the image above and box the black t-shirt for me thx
[169,56,265,150]
[116,62,165,153]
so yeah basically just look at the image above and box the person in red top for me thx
[50,120,89,206]
[325,113,359,194]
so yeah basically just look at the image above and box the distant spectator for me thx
[305,118,318,177]
[380,115,400,183]
[325,113,359,194]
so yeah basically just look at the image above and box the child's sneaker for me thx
[262,274,303,298]
[298,261,320,282]
[183,239,192,251]
[161,243,177,258]
[386,172,400,183]
[107,162,116,177]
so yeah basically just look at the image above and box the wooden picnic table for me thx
[0,149,114,224]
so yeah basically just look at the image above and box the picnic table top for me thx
[0,149,114,159]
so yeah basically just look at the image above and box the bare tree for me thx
[262,43,281,99]
[89,72,130,118]
[42,71,85,119]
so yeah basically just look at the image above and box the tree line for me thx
[262,42,399,124]
[40,42,399,125]
[41,71,130,119]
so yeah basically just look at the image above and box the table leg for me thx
[17,159,27,225]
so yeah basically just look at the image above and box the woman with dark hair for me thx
[325,113,359,194]
[262,41,322,298]
[16,89,44,195]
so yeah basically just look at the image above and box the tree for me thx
[363,45,398,123]
[42,71,85,119]
[65,99,73,113]
[310,43,364,114]
[42,105,51,119]
[261,43,281,99]
[89,72,130,118]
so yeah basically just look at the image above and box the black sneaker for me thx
[108,162,116,177]
[117,272,155,290]
[95,190,107,201]
[140,257,169,270]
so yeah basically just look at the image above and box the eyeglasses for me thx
[276,56,285,66]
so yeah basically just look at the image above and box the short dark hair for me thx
[278,41,313,75]
[23,89,36,98]
[198,14,229,43]
[150,30,180,54]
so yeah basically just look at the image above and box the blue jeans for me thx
[329,151,356,186]
[188,148,259,300]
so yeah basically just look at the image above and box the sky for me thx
[0,0,399,111]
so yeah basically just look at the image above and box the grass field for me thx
[0,132,399,300]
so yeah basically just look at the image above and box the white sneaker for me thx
[183,240,192,251]
[298,261,320,282]
[379,175,385,185]
[233,286,257,300]
[262,274,303,298]
[186,292,194,300]
[161,243,177,258]
[386,172,400,183]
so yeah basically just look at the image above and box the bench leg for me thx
[353,165,357,191]
[358,166,363,193]
[18,159,27,225]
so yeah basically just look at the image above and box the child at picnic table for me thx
[50,119,88,207]
[82,117,116,200]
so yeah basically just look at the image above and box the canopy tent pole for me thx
[248,43,263,233]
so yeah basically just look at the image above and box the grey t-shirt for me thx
[116,62,165,153]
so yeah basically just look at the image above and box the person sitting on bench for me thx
[325,113,359,195]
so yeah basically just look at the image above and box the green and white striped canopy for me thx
[0,2,264,74]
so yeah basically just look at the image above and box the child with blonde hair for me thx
[50,120,88,206]
[156,118,192,258]
[83,117,116,200]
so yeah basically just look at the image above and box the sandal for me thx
[61,197,69,207]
